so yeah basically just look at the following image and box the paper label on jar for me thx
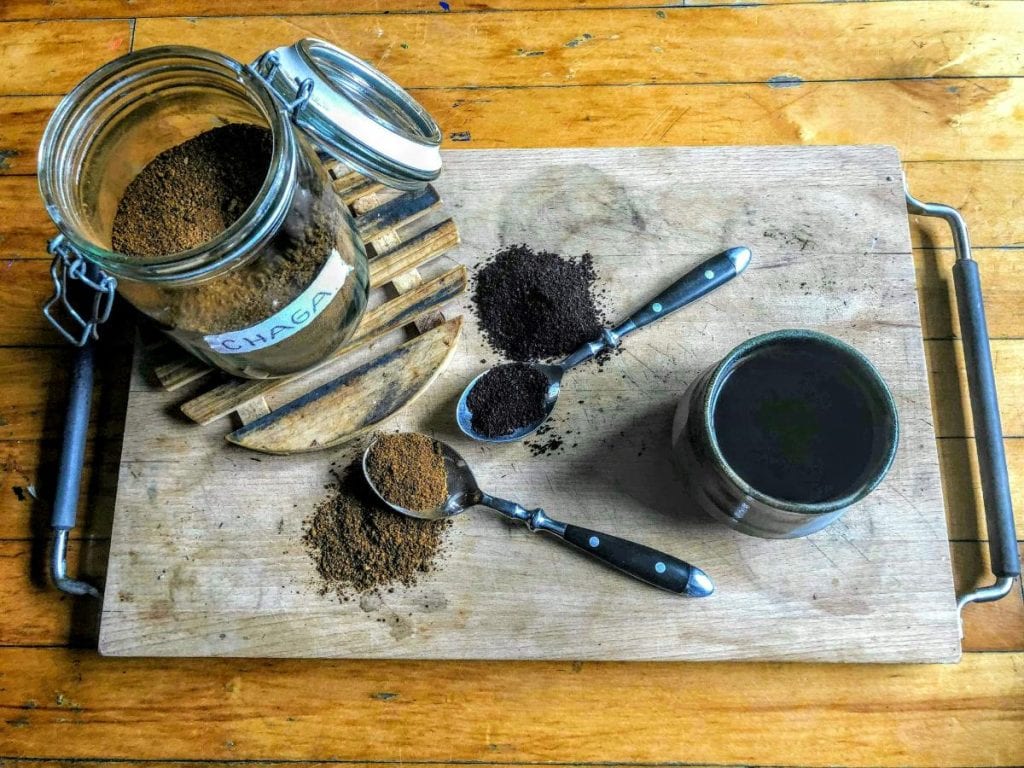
[203,250,353,355]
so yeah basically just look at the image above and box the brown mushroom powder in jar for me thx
[106,119,368,378]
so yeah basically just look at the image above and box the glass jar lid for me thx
[252,38,442,190]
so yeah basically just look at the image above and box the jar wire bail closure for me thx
[43,234,118,347]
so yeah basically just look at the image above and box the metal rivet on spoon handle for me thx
[363,436,714,597]
[458,246,752,443]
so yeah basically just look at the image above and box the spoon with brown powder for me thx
[363,433,714,597]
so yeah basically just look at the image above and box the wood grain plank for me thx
[0,764,727,768]
[0,176,61,258]
[906,159,1024,248]
[0,539,1017,650]
[0,347,100,443]
[0,20,132,96]
[0,0,921,22]
[940,438,1024,540]
[133,4,1024,86]
[916,247,1024,340]
[4,79,1021,176]
[952,540,1024,651]
[927,338,1024,437]
[0,258,61,346]
[0,539,108,647]
[0,345,131,443]
[0,438,120,541]
[0,95,53,175]
[0,648,1020,765]
[414,78,1024,163]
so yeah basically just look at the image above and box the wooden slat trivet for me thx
[330,168,386,204]
[355,186,441,242]
[353,189,445,336]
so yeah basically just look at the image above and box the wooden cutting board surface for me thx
[99,146,960,662]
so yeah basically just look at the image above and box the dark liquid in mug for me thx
[713,343,880,504]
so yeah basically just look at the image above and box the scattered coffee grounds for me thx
[112,123,272,258]
[473,244,604,361]
[366,433,449,513]
[467,362,548,438]
[303,461,449,597]
[525,423,567,457]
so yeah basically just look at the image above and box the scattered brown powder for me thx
[366,432,449,513]
[111,123,272,259]
[303,461,449,598]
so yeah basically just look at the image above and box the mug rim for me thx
[699,329,900,515]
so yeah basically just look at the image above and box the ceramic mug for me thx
[671,329,899,538]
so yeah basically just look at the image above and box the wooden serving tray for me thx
[99,146,961,662]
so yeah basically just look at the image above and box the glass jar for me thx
[39,41,442,379]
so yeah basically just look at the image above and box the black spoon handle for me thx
[558,524,713,597]
[480,494,714,596]
[616,246,751,335]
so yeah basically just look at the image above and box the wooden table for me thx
[1,1,1021,765]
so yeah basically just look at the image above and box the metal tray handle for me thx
[905,188,1020,613]
[44,253,107,597]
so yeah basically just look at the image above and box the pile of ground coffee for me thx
[366,433,449,513]
[112,123,272,258]
[472,244,604,361]
[303,461,449,598]
[467,363,548,438]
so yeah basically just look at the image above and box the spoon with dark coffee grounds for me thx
[458,246,752,442]
[363,434,714,597]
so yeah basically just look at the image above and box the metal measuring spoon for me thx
[362,435,715,597]
[457,246,752,442]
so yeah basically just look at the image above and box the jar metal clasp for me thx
[43,234,118,346]
[249,51,315,120]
